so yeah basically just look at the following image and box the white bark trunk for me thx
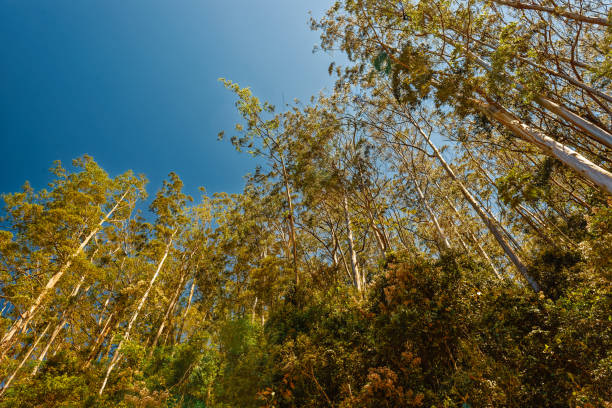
[474,99,612,196]
[83,311,115,370]
[453,39,612,149]
[0,189,130,358]
[149,272,186,355]
[97,294,113,326]
[443,196,503,280]
[280,155,299,286]
[30,276,89,376]
[98,230,175,395]
[409,120,540,291]
[343,195,362,291]
[533,96,612,150]
[0,323,50,395]
[175,278,196,344]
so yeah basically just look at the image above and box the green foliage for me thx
[389,45,434,107]
[372,51,391,75]
[255,254,612,407]
[580,200,612,279]
[0,351,92,408]
[496,161,555,207]
[2,0,612,401]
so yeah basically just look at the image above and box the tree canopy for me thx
[0,1,611,406]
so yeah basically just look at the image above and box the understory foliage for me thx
[0,155,609,408]
[1,0,612,406]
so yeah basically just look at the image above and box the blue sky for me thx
[0,0,337,200]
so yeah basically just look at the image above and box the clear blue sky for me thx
[0,0,337,200]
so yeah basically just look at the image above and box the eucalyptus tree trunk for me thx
[30,320,64,377]
[514,205,560,247]
[149,271,186,355]
[0,323,50,395]
[330,222,353,283]
[31,275,88,376]
[97,294,112,326]
[406,118,540,290]
[175,278,196,344]
[343,194,362,292]
[83,312,116,370]
[150,249,198,350]
[442,195,502,279]
[448,221,469,252]
[98,230,175,395]
[527,96,612,150]
[251,297,258,324]
[413,180,452,252]
[396,146,453,252]
[360,191,389,256]
[279,155,299,287]
[367,209,387,257]
[464,148,563,246]
[473,99,612,196]
[456,40,612,149]
[0,189,130,359]
[96,275,119,326]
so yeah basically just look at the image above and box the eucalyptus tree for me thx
[0,156,145,360]
[314,0,612,195]
[221,80,301,287]
[99,173,190,395]
[281,96,394,291]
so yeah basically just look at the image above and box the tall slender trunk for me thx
[413,180,452,252]
[332,249,340,268]
[148,271,186,356]
[343,194,362,292]
[0,189,130,359]
[531,96,612,150]
[361,192,389,256]
[406,118,540,291]
[468,141,592,212]
[392,144,452,252]
[457,38,612,150]
[99,230,175,395]
[0,303,9,317]
[31,319,64,376]
[175,278,196,344]
[97,291,114,326]
[0,323,50,395]
[448,221,469,252]
[30,277,88,376]
[369,216,387,256]
[83,312,116,370]
[251,297,258,324]
[465,147,574,247]
[441,195,502,279]
[473,98,612,196]
[279,155,299,286]
[331,223,353,283]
